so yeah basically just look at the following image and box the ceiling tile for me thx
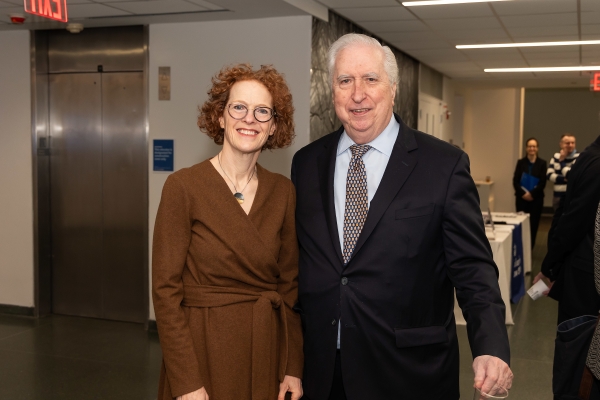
[0,1,21,7]
[0,0,24,4]
[381,30,442,43]
[491,0,575,16]
[510,35,580,43]
[581,11,600,25]
[522,50,581,61]
[519,46,580,54]
[527,59,584,67]
[391,40,453,51]
[423,17,501,30]
[582,24,600,36]
[67,3,131,18]
[580,0,600,12]
[407,3,493,19]
[321,0,399,7]
[500,13,577,28]
[427,61,481,72]
[185,0,225,10]
[436,28,509,42]
[358,19,427,32]
[507,25,578,38]
[335,6,414,22]
[462,48,523,61]
[479,59,529,68]
[406,48,469,62]
[109,0,206,15]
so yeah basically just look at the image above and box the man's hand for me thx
[559,148,567,161]
[177,387,209,400]
[473,355,513,394]
[522,192,533,201]
[533,272,553,295]
[278,375,303,400]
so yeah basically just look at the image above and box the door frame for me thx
[30,27,150,327]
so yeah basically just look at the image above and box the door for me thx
[49,72,146,322]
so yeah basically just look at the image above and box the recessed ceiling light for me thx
[485,66,600,72]
[402,0,511,6]
[457,40,600,49]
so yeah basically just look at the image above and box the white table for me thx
[490,212,531,274]
[455,227,514,325]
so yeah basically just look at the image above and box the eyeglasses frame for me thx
[226,103,277,123]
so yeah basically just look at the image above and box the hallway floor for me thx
[0,217,558,399]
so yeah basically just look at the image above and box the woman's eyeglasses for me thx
[227,103,276,123]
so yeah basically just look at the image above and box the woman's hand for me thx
[522,192,533,201]
[278,375,303,400]
[176,387,209,400]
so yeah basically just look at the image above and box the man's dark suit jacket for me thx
[542,135,600,323]
[291,114,510,400]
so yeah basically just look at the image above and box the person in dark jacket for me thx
[512,137,547,249]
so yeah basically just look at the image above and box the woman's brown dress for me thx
[152,160,303,400]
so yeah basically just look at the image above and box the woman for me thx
[512,137,547,249]
[153,64,303,400]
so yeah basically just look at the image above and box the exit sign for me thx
[24,0,68,22]
[592,72,600,92]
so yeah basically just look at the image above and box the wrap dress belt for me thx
[182,284,289,400]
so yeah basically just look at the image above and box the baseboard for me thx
[0,303,35,317]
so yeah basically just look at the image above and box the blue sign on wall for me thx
[153,140,174,172]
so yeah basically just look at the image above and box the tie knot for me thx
[350,144,371,159]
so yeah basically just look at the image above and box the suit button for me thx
[331,319,337,325]
[341,277,348,285]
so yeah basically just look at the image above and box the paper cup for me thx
[527,279,549,301]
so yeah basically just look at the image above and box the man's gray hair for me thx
[327,33,399,87]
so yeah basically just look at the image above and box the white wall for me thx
[0,31,34,307]
[148,16,312,319]
[462,88,522,212]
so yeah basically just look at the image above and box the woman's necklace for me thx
[217,152,256,205]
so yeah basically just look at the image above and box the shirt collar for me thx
[337,115,399,157]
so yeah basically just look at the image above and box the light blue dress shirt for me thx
[333,114,399,348]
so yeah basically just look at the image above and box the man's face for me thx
[560,136,576,154]
[332,44,396,145]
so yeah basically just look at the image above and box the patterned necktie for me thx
[342,144,371,265]
[586,201,600,379]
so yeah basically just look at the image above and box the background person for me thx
[291,33,512,400]
[512,137,547,249]
[547,134,579,211]
[153,64,303,400]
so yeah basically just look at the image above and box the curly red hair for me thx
[198,64,295,150]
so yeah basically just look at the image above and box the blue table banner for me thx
[510,224,525,303]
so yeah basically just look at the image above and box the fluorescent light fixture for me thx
[458,40,600,49]
[485,66,600,72]
[402,0,510,6]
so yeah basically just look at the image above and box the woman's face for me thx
[526,140,538,157]
[219,80,276,156]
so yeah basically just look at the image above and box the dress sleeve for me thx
[152,174,203,397]
[276,180,304,379]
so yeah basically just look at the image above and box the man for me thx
[547,134,579,211]
[536,134,600,323]
[291,33,512,400]
[535,135,600,398]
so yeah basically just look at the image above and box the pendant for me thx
[234,192,244,204]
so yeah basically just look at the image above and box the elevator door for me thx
[49,72,146,322]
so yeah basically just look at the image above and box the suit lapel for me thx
[350,117,418,261]
[317,128,344,265]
